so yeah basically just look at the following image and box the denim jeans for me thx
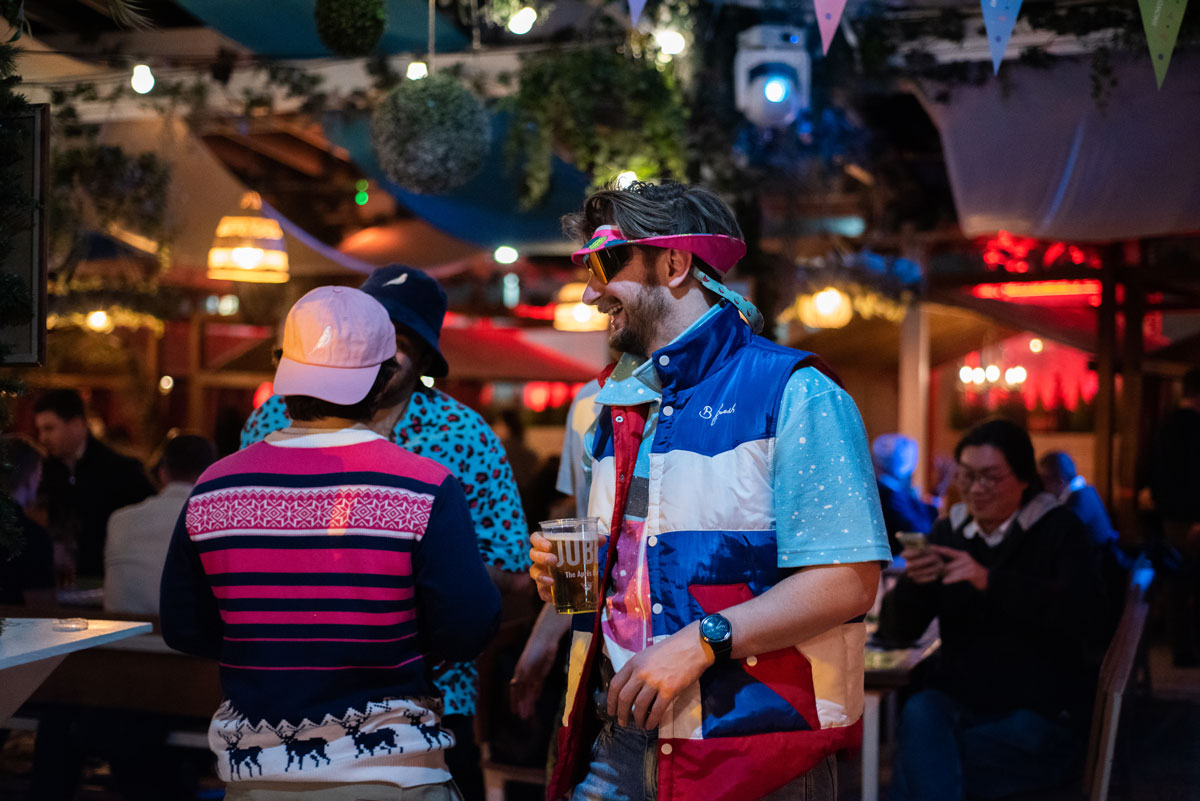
[890,689,1081,801]
[569,719,838,801]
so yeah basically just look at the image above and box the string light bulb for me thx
[130,64,155,94]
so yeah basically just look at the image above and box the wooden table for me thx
[860,623,941,801]
[0,618,152,722]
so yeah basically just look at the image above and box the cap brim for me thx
[273,356,383,405]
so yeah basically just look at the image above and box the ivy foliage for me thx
[50,140,171,273]
[504,44,688,208]
[371,72,491,194]
[314,0,387,57]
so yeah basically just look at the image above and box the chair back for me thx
[1082,559,1153,801]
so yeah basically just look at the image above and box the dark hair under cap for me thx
[955,417,1044,504]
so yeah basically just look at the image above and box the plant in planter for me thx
[371,73,491,194]
[315,0,387,57]
[505,44,688,208]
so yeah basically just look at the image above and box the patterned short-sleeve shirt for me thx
[241,389,529,715]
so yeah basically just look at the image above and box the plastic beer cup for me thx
[540,517,602,614]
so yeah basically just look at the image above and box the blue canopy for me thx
[322,109,590,249]
[173,0,468,57]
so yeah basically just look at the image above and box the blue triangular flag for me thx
[981,0,1024,74]
[627,0,647,26]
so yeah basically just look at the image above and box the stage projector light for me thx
[734,25,811,129]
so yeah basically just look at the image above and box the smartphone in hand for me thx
[894,531,929,552]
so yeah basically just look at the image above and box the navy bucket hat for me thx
[359,265,450,378]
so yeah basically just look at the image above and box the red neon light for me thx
[972,280,1101,301]
[253,381,274,409]
[524,382,551,413]
[512,304,557,321]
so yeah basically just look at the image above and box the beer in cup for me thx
[540,517,602,614]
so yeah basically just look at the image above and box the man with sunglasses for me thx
[527,182,891,801]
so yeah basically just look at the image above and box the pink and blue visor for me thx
[571,225,764,334]
[570,225,747,284]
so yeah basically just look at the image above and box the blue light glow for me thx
[763,77,791,103]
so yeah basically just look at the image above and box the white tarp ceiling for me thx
[919,52,1200,242]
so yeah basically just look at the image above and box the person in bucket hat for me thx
[240,269,529,800]
[162,285,500,800]
[528,181,891,801]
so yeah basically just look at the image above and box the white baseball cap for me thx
[273,286,397,405]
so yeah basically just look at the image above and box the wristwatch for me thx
[699,613,733,664]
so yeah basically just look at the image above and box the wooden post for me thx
[1093,250,1118,509]
[186,312,204,431]
[899,302,930,494]
[1116,242,1144,537]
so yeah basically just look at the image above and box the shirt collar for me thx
[962,509,1019,548]
[265,424,386,448]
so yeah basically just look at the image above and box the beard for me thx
[608,284,670,359]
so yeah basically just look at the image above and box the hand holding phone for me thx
[894,531,929,552]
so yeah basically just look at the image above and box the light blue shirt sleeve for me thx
[773,367,891,568]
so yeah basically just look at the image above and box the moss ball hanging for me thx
[371,74,491,195]
[314,0,387,57]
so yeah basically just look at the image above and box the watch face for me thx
[701,614,731,643]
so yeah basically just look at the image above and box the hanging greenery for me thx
[50,141,172,273]
[505,45,688,208]
[371,73,491,194]
[0,38,29,570]
[315,0,387,57]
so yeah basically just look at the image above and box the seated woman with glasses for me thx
[878,417,1108,801]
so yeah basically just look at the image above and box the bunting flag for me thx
[980,0,1023,74]
[627,0,647,26]
[814,0,848,54]
[1139,0,1189,88]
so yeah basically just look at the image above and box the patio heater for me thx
[207,192,290,284]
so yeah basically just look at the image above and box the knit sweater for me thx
[160,426,500,788]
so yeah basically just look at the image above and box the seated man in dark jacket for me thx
[880,418,1107,801]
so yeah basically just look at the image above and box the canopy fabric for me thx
[920,53,1200,242]
[439,325,598,381]
[322,110,590,250]
[95,118,373,279]
[171,0,467,58]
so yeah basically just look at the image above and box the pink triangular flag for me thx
[814,0,848,53]
[627,0,647,26]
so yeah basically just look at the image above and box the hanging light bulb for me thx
[406,61,428,80]
[554,282,608,332]
[655,30,687,55]
[130,64,155,94]
[507,7,538,34]
[795,287,852,329]
[493,246,519,264]
[207,192,289,283]
[86,310,113,332]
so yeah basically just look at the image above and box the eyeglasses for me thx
[956,467,1013,490]
[583,245,635,285]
